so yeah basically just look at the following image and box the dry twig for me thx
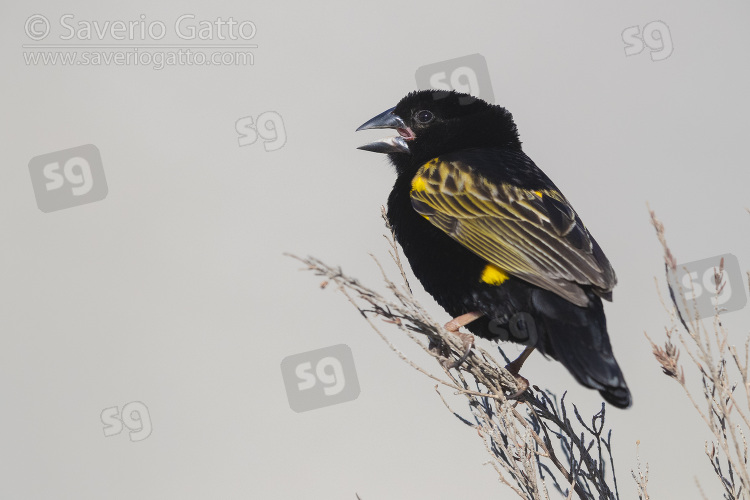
[287,208,623,499]
[647,208,750,500]
[631,440,650,500]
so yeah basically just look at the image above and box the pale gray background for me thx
[2,1,750,498]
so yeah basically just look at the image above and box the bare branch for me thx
[648,208,750,500]
[286,219,624,499]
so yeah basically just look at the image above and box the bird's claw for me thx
[445,331,475,369]
[506,374,530,399]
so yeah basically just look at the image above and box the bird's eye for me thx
[415,110,434,124]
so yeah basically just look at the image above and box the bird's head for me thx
[356,90,522,172]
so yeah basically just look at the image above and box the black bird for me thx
[356,90,631,408]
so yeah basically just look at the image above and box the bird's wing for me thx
[409,157,616,307]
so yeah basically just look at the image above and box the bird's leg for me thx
[505,346,535,398]
[506,346,535,375]
[440,311,483,369]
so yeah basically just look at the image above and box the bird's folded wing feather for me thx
[410,158,616,307]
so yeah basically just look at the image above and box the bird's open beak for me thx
[356,107,414,154]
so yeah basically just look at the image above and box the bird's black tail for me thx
[531,289,631,408]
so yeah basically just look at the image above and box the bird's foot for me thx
[442,331,475,369]
[504,346,535,398]
[439,311,482,369]
[506,373,530,399]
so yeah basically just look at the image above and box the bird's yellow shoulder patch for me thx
[411,176,428,192]
[424,157,440,168]
[480,263,509,286]
[411,157,441,193]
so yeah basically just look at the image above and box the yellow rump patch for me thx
[480,263,509,286]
